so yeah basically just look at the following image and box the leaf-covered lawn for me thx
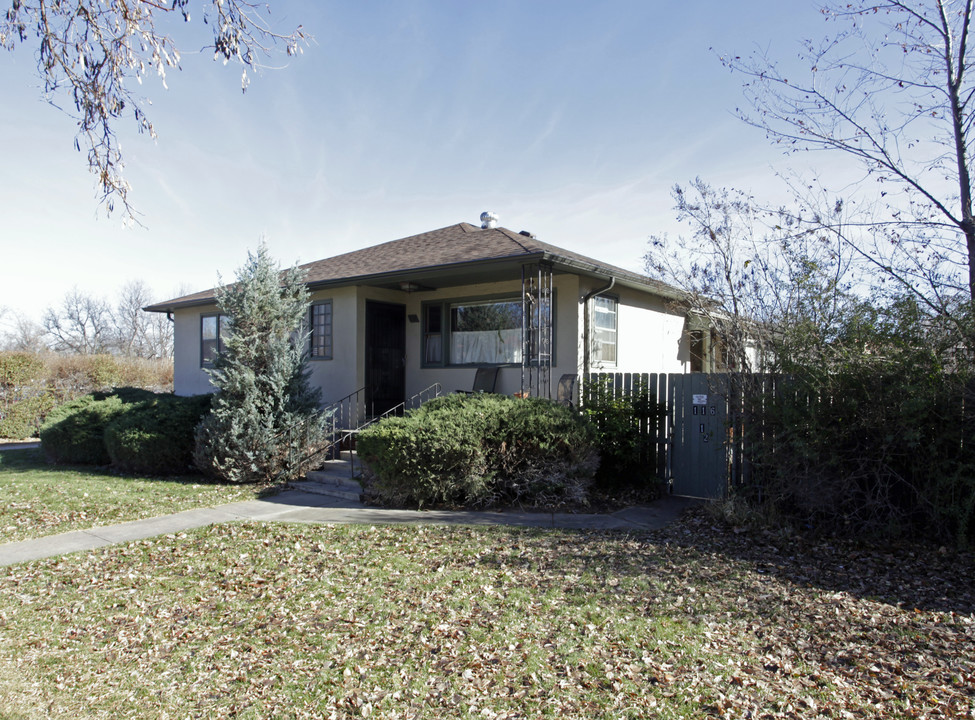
[0,448,268,543]
[0,515,972,718]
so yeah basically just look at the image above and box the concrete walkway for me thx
[0,489,698,567]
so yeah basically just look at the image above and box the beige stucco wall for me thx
[170,273,690,400]
[172,303,219,396]
[305,286,360,405]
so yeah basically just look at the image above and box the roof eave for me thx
[543,253,686,302]
[144,250,685,313]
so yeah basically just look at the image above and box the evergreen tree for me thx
[193,244,326,483]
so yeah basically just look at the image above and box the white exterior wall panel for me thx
[580,283,690,376]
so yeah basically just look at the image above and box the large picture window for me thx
[200,313,229,366]
[310,301,333,360]
[450,300,522,365]
[591,296,617,365]
[423,295,554,366]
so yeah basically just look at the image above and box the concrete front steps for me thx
[290,454,364,503]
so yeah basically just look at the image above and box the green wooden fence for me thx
[583,372,754,499]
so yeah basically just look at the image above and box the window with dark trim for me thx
[201,313,229,367]
[423,304,443,364]
[689,330,705,373]
[310,301,333,360]
[591,295,618,365]
[422,294,554,366]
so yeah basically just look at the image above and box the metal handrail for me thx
[366,382,442,429]
[337,383,443,475]
[279,383,444,480]
[272,387,367,482]
[328,386,371,435]
[339,383,443,442]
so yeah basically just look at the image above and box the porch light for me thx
[399,281,421,292]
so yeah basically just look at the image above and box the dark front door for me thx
[365,301,406,417]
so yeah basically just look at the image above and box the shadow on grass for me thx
[0,446,284,494]
[476,509,975,616]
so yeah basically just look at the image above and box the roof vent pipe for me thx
[480,211,499,229]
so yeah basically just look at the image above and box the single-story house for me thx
[146,215,714,412]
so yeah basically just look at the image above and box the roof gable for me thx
[147,222,680,311]
[299,223,541,284]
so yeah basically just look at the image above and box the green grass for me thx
[0,448,271,543]
[0,520,972,719]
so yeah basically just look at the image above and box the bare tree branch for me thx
[1,1,308,221]
[721,0,975,302]
[43,287,113,355]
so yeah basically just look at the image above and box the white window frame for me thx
[591,295,618,366]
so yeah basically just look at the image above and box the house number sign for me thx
[691,394,717,442]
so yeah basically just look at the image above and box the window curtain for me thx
[450,329,522,364]
[424,334,443,364]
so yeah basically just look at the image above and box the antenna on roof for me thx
[480,211,499,229]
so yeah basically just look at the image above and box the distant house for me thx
[146,216,710,409]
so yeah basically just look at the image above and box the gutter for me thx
[582,276,616,379]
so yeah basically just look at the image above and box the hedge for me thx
[357,393,598,508]
[39,388,210,474]
[39,393,128,465]
[0,352,173,440]
[104,394,212,475]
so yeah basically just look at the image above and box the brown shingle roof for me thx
[146,222,679,312]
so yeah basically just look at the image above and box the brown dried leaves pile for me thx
[0,514,972,718]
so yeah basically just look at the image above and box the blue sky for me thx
[0,1,828,324]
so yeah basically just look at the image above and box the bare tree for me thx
[724,0,975,312]
[113,280,173,358]
[1,2,307,219]
[1,313,48,353]
[645,179,858,373]
[142,302,175,360]
[44,288,113,355]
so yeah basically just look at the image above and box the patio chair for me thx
[556,373,578,408]
[459,367,499,394]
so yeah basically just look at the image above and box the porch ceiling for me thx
[311,255,545,293]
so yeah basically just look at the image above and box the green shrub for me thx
[40,394,126,465]
[105,394,212,475]
[357,404,492,507]
[0,353,174,440]
[748,298,975,546]
[582,377,666,492]
[0,393,56,439]
[86,355,123,388]
[108,386,159,404]
[358,393,597,508]
[0,352,52,438]
[38,387,162,465]
[0,352,44,388]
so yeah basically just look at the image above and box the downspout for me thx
[582,277,616,379]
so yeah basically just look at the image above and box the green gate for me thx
[585,372,732,500]
[668,373,729,499]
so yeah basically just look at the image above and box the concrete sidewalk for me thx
[0,490,698,567]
